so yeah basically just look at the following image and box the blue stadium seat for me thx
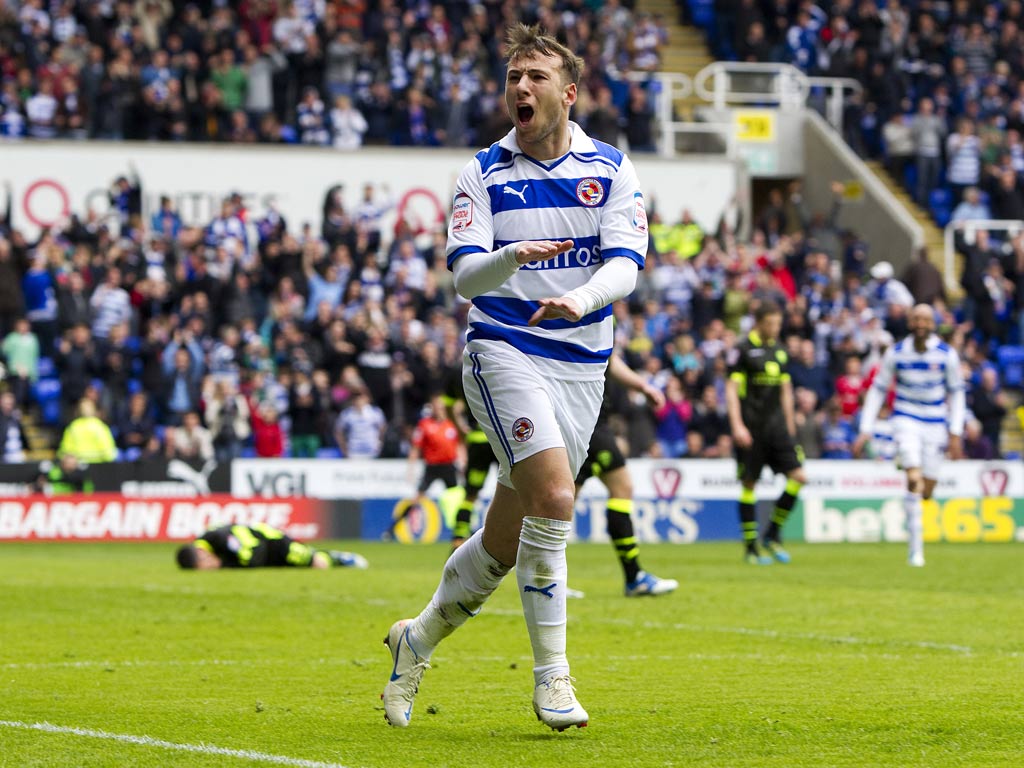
[996,345,1024,388]
[41,399,61,426]
[37,356,55,378]
[931,204,951,227]
[690,0,714,29]
[32,378,60,403]
[929,188,951,209]
[316,447,342,459]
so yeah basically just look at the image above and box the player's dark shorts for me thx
[574,422,628,485]
[464,438,496,495]
[735,422,802,484]
[419,462,459,492]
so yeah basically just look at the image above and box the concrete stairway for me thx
[23,412,56,462]
[864,160,952,289]
[637,0,713,120]
[1000,394,1023,459]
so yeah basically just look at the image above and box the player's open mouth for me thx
[517,105,534,125]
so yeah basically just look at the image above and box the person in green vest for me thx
[58,399,117,464]
[650,209,704,260]
[34,454,94,495]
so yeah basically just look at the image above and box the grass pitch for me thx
[0,541,1022,768]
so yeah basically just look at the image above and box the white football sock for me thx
[905,492,923,559]
[408,529,509,659]
[517,516,571,686]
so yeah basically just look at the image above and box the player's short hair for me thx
[176,545,199,569]
[755,300,783,322]
[505,23,584,86]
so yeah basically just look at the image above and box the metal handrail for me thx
[692,62,863,131]
[943,218,1024,294]
[693,62,809,107]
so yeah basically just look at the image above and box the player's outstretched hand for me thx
[514,239,574,265]
[947,434,963,460]
[528,296,583,326]
[852,433,869,458]
[642,383,666,410]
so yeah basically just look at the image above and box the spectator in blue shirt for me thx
[789,338,833,406]
[821,399,855,459]
[302,242,345,322]
[151,196,183,239]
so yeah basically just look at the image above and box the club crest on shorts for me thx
[511,417,534,442]
[576,178,605,207]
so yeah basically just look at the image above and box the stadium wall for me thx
[1,459,1021,545]
[0,142,741,240]
[803,110,925,270]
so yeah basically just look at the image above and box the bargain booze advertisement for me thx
[0,495,330,542]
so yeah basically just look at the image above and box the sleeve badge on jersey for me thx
[451,192,473,232]
[511,417,534,442]
[632,192,648,233]
[576,178,605,207]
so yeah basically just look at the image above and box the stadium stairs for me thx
[23,411,55,462]
[638,0,713,120]
[1001,394,1024,459]
[864,161,950,286]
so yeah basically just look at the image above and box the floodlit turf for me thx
[1,541,1022,768]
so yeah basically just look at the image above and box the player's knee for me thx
[524,483,575,521]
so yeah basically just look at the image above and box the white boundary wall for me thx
[0,142,740,240]
[232,458,1024,501]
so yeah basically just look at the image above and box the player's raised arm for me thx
[854,347,895,457]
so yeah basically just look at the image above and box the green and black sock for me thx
[765,478,803,543]
[607,498,641,583]
[739,486,758,554]
[452,499,474,541]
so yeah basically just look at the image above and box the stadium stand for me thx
[0,0,1020,462]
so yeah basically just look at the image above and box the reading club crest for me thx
[512,417,534,442]
[576,178,605,207]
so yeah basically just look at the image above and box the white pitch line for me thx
[652,620,977,655]
[0,657,381,671]
[0,720,350,768]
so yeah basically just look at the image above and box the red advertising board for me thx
[0,495,328,542]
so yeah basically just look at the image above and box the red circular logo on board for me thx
[512,417,534,442]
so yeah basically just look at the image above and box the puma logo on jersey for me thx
[503,184,529,204]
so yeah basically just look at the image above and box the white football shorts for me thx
[892,417,947,479]
[462,339,604,489]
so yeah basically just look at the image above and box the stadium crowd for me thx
[0,0,663,149]
[0,167,1020,466]
[698,0,1024,228]
[0,0,1021,466]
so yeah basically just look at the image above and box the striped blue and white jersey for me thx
[871,335,965,431]
[446,123,648,381]
[868,418,897,460]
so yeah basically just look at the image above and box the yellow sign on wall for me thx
[734,111,776,142]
